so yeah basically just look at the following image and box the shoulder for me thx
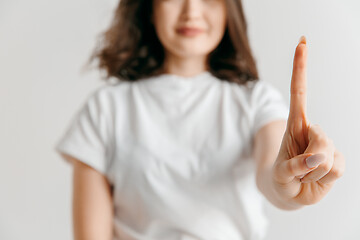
[220,79,273,96]
[244,79,285,106]
[251,79,283,95]
[237,79,281,95]
[220,79,271,104]
[77,81,132,121]
[91,80,132,98]
[87,81,132,104]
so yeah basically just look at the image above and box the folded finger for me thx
[317,150,346,185]
[274,153,326,184]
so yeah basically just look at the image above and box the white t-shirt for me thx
[55,71,289,240]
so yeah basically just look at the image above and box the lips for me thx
[176,27,204,36]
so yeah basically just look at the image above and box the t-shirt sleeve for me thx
[250,80,289,136]
[54,87,113,175]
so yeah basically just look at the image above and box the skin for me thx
[254,37,346,209]
[151,0,227,77]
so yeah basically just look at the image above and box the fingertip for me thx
[299,35,307,45]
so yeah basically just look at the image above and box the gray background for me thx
[0,0,359,239]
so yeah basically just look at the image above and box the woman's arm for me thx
[61,154,114,240]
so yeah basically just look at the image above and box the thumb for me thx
[274,153,326,184]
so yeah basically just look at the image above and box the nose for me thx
[180,0,202,20]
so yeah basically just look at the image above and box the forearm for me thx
[256,165,304,211]
[72,158,114,240]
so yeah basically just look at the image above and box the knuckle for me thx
[310,125,334,148]
[321,161,332,173]
[291,89,307,96]
[323,137,331,145]
[332,167,345,178]
[313,136,329,147]
[311,123,321,130]
[310,124,324,135]
[295,61,306,70]
[335,150,344,159]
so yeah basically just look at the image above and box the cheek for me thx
[207,13,227,41]
[212,9,227,33]
[203,5,226,31]
[153,10,177,39]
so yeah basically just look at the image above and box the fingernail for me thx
[299,35,307,45]
[305,153,326,168]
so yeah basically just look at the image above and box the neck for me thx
[161,52,209,77]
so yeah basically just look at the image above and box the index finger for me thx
[289,36,308,121]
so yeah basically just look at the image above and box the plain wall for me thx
[0,0,359,239]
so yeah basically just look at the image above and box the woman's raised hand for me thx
[272,36,345,206]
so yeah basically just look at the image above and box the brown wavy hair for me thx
[85,0,259,85]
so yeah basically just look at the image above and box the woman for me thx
[55,0,345,239]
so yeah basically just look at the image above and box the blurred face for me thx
[152,0,227,73]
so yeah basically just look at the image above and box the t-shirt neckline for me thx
[157,71,211,80]
[150,71,213,83]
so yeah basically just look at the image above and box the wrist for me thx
[257,165,304,211]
